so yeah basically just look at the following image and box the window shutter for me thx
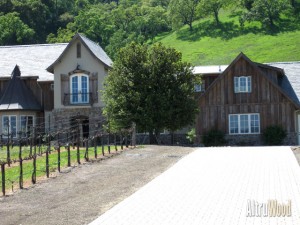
[61,74,69,105]
[234,77,239,93]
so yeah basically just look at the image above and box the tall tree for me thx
[198,0,232,25]
[240,0,291,28]
[0,12,35,45]
[102,42,198,143]
[168,0,200,31]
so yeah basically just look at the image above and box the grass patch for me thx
[157,10,300,65]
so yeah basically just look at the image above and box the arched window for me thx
[70,74,89,104]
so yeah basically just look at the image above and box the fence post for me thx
[19,143,23,189]
[46,137,49,178]
[57,145,61,172]
[77,123,80,164]
[1,163,5,196]
[125,135,128,148]
[32,154,36,184]
[67,144,71,167]
[101,135,104,156]
[114,134,117,152]
[94,136,97,159]
[7,138,10,167]
[120,134,123,150]
[38,134,42,155]
[29,133,33,158]
[108,134,111,154]
[84,139,89,161]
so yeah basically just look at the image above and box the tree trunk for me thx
[214,9,220,25]
[188,23,193,31]
[291,0,295,8]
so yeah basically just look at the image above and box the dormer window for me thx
[234,76,251,93]
[77,43,81,58]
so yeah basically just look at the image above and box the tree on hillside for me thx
[145,0,170,8]
[240,0,291,28]
[168,0,200,31]
[240,0,254,10]
[102,42,198,144]
[0,12,35,45]
[197,0,232,25]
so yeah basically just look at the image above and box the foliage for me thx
[202,129,226,146]
[102,42,198,137]
[0,12,35,45]
[168,0,200,31]
[197,0,232,25]
[0,0,299,64]
[186,128,197,144]
[239,0,254,10]
[240,0,292,28]
[262,125,287,145]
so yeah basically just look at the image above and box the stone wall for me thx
[51,107,105,144]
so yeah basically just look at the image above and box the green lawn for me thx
[0,145,122,193]
[157,10,300,65]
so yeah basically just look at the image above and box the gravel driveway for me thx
[0,145,194,225]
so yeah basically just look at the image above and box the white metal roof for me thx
[192,65,228,74]
[0,43,67,81]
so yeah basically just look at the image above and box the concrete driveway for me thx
[90,146,300,225]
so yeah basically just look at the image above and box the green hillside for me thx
[157,12,300,65]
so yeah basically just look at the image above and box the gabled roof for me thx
[0,43,66,81]
[198,52,300,108]
[0,66,42,111]
[46,33,112,73]
[268,62,300,106]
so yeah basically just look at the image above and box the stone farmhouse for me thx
[0,33,112,140]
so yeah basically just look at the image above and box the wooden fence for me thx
[0,130,132,196]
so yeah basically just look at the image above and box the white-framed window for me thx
[195,82,205,92]
[2,115,17,138]
[70,74,89,104]
[234,76,251,93]
[20,115,34,137]
[229,113,260,134]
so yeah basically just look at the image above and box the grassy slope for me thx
[157,11,300,65]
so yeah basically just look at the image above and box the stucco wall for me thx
[53,39,108,109]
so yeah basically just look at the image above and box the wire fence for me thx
[0,117,133,196]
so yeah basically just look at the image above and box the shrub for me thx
[186,128,196,144]
[202,129,226,147]
[262,125,287,145]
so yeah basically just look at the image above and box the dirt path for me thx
[0,145,194,225]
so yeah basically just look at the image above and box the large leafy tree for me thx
[198,0,232,25]
[102,42,198,143]
[168,0,200,31]
[0,12,35,45]
[241,0,291,28]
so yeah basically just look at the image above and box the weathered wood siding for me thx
[39,82,54,111]
[196,57,297,136]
